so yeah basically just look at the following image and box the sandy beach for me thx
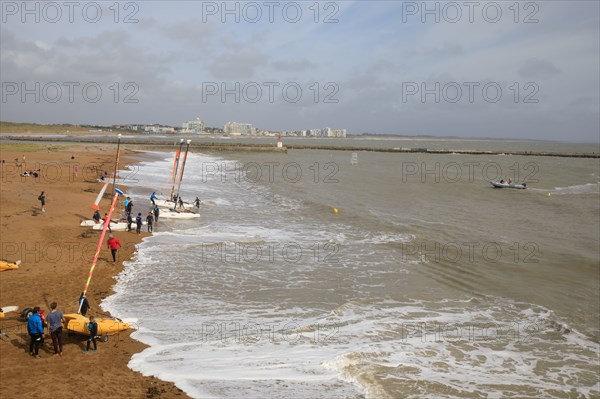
[0,143,190,399]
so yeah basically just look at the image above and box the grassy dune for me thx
[0,121,91,134]
[0,142,65,152]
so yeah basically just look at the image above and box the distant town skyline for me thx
[1,2,598,142]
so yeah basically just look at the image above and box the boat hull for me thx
[156,199,197,211]
[160,210,200,219]
[490,181,527,189]
[0,261,19,272]
[91,221,145,231]
[63,313,130,336]
[80,220,101,227]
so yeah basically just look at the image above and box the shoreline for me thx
[0,143,191,399]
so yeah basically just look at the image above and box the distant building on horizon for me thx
[143,124,174,134]
[332,129,347,138]
[224,121,254,136]
[182,118,205,134]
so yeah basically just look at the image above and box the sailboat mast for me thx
[169,139,185,200]
[175,140,191,200]
[111,134,122,197]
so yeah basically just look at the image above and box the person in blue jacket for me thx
[150,192,158,205]
[27,306,44,358]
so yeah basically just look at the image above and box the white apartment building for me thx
[332,129,347,138]
[182,118,205,134]
[144,125,174,133]
[224,121,254,136]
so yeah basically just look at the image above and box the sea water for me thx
[103,143,599,398]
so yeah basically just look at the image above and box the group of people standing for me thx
[125,196,159,234]
[26,295,98,358]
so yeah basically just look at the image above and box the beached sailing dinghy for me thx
[157,140,201,218]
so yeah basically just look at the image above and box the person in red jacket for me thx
[107,234,122,263]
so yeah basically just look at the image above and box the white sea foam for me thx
[102,151,599,399]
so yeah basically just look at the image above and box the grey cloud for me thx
[409,42,464,57]
[271,59,316,72]
[205,48,268,79]
[519,59,561,78]
[569,96,595,107]
[160,20,214,46]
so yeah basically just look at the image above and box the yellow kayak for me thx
[63,313,131,337]
[0,260,20,272]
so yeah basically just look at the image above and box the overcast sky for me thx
[1,1,598,142]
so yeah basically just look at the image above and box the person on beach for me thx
[27,307,44,358]
[93,210,101,224]
[126,198,133,216]
[46,302,65,356]
[38,191,46,212]
[135,212,143,234]
[84,316,98,353]
[107,234,122,263]
[79,293,90,316]
[127,213,133,231]
[104,213,112,233]
[146,212,154,233]
[153,205,159,223]
[150,192,158,205]
[38,309,47,348]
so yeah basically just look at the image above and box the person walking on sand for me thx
[78,293,90,316]
[153,204,159,223]
[84,316,98,353]
[46,302,65,356]
[103,213,112,233]
[127,213,133,231]
[38,191,46,212]
[27,307,44,358]
[146,212,154,233]
[135,212,143,234]
[107,234,122,263]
